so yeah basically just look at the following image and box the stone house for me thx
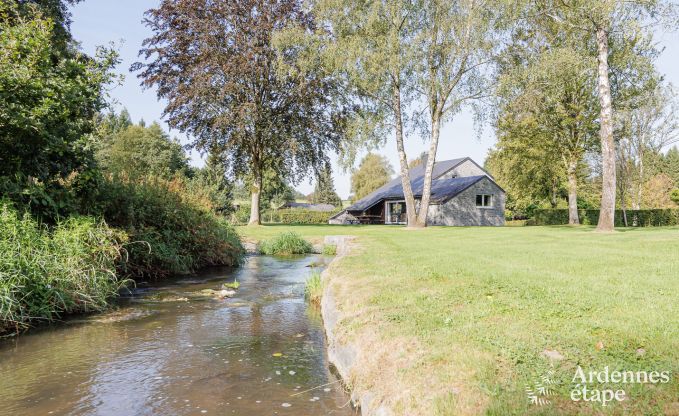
[329,157,506,226]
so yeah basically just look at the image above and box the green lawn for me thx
[237,225,679,415]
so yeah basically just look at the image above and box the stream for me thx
[0,255,356,416]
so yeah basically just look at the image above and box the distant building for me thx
[329,157,505,226]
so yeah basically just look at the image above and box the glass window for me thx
[476,194,493,207]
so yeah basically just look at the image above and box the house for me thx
[329,157,505,226]
[279,201,337,211]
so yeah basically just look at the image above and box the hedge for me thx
[278,208,342,224]
[231,206,341,225]
[531,209,679,227]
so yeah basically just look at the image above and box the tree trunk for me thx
[595,27,616,232]
[634,149,644,210]
[550,178,558,208]
[567,161,580,225]
[392,83,418,227]
[248,171,262,226]
[415,110,441,227]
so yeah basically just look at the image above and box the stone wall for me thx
[427,177,505,226]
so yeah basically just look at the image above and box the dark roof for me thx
[280,202,337,211]
[346,158,495,212]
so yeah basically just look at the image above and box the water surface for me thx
[0,255,356,416]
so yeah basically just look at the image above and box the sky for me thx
[70,0,679,199]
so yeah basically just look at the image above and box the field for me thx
[237,224,679,415]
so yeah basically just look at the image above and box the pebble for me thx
[281,403,291,407]
[323,388,331,392]
[289,371,296,375]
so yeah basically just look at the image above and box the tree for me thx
[494,14,599,224]
[290,0,421,226]
[616,83,679,210]
[542,0,676,231]
[408,152,428,169]
[351,153,394,201]
[97,121,189,179]
[0,1,118,219]
[134,0,348,225]
[413,0,503,227]
[310,165,342,207]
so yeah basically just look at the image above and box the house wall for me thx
[427,178,505,226]
[438,159,489,180]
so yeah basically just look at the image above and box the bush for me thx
[531,209,679,227]
[92,175,244,277]
[258,232,313,255]
[0,201,127,332]
[304,271,323,305]
[278,208,341,224]
[322,244,337,255]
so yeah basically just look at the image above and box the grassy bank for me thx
[1,176,245,333]
[238,224,679,415]
[0,203,126,332]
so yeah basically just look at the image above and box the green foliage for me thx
[0,201,127,332]
[0,2,119,221]
[351,153,393,201]
[309,165,342,207]
[304,271,323,305]
[671,189,679,205]
[96,121,189,179]
[322,244,337,255]
[278,208,340,224]
[258,232,312,255]
[532,209,679,227]
[92,175,244,278]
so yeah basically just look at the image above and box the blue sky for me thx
[70,1,679,199]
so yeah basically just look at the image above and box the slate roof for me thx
[345,157,491,212]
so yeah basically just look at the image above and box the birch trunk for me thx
[415,110,441,227]
[567,161,580,225]
[392,84,418,227]
[595,27,616,232]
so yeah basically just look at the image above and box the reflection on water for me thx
[0,255,356,416]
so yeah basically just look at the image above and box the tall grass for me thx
[92,175,244,277]
[0,202,127,332]
[304,271,323,305]
[257,231,313,255]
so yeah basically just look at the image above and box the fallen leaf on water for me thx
[272,352,283,357]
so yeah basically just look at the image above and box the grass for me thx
[322,244,337,255]
[237,224,679,415]
[257,231,313,255]
[0,202,128,332]
[304,271,323,305]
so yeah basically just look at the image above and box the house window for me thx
[385,200,407,224]
[476,194,493,208]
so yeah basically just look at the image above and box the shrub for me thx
[304,271,323,305]
[322,244,337,255]
[0,202,127,332]
[278,208,341,224]
[92,175,244,277]
[531,209,679,227]
[258,232,313,255]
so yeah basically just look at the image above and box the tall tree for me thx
[351,153,394,201]
[134,0,348,225]
[284,0,421,225]
[495,14,599,224]
[310,165,342,207]
[413,0,503,227]
[542,0,676,231]
[97,121,189,179]
[0,0,118,219]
